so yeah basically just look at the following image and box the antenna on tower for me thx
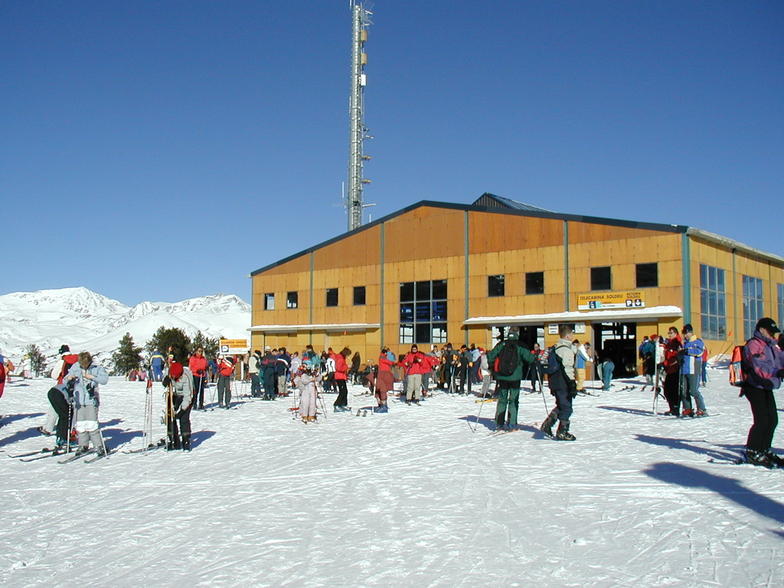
[346,1,373,232]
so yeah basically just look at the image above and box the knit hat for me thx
[169,362,184,380]
[755,317,780,335]
[58,344,70,355]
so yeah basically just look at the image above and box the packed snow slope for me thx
[0,287,250,361]
[1,370,783,587]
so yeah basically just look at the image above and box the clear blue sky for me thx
[2,1,782,306]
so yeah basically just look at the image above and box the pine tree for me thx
[145,327,191,364]
[25,344,47,377]
[112,333,143,376]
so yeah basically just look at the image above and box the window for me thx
[591,266,611,291]
[778,283,784,326]
[488,275,505,297]
[286,291,298,309]
[636,263,658,288]
[326,288,338,307]
[525,271,544,295]
[353,286,366,306]
[742,275,764,340]
[699,264,726,340]
[399,279,447,344]
[263,293,275,310]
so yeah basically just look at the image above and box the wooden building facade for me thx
[249,195,783,372]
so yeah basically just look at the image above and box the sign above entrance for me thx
[577,291,645,311]
[219,338,249,355]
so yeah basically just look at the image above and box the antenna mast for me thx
[346,1,373,231]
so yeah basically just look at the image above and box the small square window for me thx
[264,293,275,310]
[326,288,338,307]
[525,271,544,295]
[636,263,658,288]
[353,286,366,306]
[286,291,298,309]
[591,267,612,291]
[488,274,505,297]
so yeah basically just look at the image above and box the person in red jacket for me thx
[374,347,396,413]
[403,344,428,405]
[662,327,682,416]
[188,347,208,410]
[217,355,234,409]
[333,347,351,411]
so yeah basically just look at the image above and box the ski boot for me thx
[681,409,694,417]
[745,449,773,468]
[181,435,191,452]
[556,420,576,441]
[765,450,784,468]
[540,411,557,438]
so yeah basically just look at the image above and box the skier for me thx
[150,350,165,381]
[402,344,429,405]
[66,352,109,457]
[188,347,208,410]
[679,324,707,417]
[276,348,290,397]
[216,354,234,408]
[540,324,579,440]
[0,354,5,399]
[487,330,535,431]
[162,361,193,450]
[294,360,319,423]
[45,345,80,448]
[259,347,277,400]
[249,349,263,397]
[662,327,682,415]
[374,347,395,413]
[740,318,784,467]
[332,347,351,411]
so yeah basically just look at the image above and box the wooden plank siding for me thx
[250,202,783,360]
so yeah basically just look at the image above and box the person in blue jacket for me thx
[150,350,165,381]
[679,324,707,417]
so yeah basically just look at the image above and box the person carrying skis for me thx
[740,317,784,467]
[188,347,208,410]
[487,330,535,431]
[162,361,193,450]
[66,352,109,457]
[540,325,578,440]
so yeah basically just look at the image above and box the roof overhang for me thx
[248,323,380,334]
[463,305,683,326]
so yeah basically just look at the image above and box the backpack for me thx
[542,345,565,375]
[728,345,746,387]
[0,362,5,383]
[494,342,519,377]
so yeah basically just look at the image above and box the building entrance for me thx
[593,322,638,378]
[491,325,544,350]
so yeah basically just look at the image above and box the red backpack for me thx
[728,345,746,388]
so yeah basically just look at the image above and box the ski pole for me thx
[538,370,549,416]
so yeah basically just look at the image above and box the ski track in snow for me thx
[1,374,783,587]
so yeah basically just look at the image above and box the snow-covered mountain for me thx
[0,287,250,363]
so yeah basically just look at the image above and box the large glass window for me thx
[286,291,298,309]
[526,271,544,295]
[636,263,658,288]
[742,275,764,340]
[326,288,338,307]
[699,264,726,339]
[264,293,275,310]
[400,279,447,344]
[591,266,612,291]
[488,275,505,297]
[778,283,784,326]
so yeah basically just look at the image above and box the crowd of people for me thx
[2,316,783,466]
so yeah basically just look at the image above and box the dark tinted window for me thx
[488,275,505,297]
[326,288,338,307]
[591,267,612,291]
[525,272,544,295]
[636,263,658,288]
[353,286,366,305]
[286,291,298,309]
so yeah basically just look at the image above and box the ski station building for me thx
[249,194,784,374]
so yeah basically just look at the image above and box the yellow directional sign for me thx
[577,291,645,311]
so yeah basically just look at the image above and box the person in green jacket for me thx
[486,330,535,431]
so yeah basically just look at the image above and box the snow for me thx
[1,368,783,586]
[0,288,250,363]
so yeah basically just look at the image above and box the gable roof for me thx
[472,192,552,213]
[250,196,694,277]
